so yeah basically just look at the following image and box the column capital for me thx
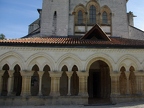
[20,71,34,77]
[38,71,44,77]
[76,71,89,77]
[49,71,62,78]
[66,71,73,78]
[8,70,14,77]
[125,72,130,79]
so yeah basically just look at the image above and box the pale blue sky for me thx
[0,0,143,39]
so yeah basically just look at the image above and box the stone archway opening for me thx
[88,60,111,104]
[13,64,22,96]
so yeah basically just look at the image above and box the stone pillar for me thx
[49,71,62,96]
[110,72,120,96]
[7,70,14,96]
[0,70,5,95]
[66,71,73,95]
[20,71,33,96]
[125,72,130,94]
[38,71,44,96]
[76,71,89,96]
[135,72,143,94]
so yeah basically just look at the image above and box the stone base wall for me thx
[111,95,144,104]
[0,96,88,106]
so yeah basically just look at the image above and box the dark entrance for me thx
[92,72,101,98]
[88,60,111,104]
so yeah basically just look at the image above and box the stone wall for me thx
[0,46,144,105]
[69,0,129,38]
[40,0,69,36]
[129,26,144,40]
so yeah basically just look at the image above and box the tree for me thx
[0,34,6,40]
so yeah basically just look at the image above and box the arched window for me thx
[89,5,96,24]
[52,11,57,36]
[60,65,68,96]
[2,64,9,96]
[13,64,22,96]
[42,65,51,96]
[102,11,108,24]
[31,64,39,96]
[129,66,136,94]
[71,65,79,96]
[119,66,127,95]
[77,10,83,24]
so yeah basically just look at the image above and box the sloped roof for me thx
[81,24,111,41]
[0,37,144,48]
[1,24,144,48]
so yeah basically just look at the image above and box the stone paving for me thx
[1,101,144,108]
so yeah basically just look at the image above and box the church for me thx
[0,0,144,106]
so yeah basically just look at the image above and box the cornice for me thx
[0,46,144,53]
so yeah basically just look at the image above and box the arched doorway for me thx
[88,60,111,104]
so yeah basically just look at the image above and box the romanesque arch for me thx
[117,54,140,71]
[13,64,22,96]
[0,51,25,70]
[57,53,82,71]
[1,64,9,96]
[71,65,79,96]
[42,65,51,96]
[60,65,68,96]
[119,66,127,95]
[26,53,55,71]
[31,64,39,96]
[129,66,136,95]
[88,60,111,104]
[85,53,114,72]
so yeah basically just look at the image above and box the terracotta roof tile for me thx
[0,37,144,48]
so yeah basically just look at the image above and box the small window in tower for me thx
[54,11,57,18]
[102,11,108,24]
[89,5,96,24]
[77,10,83,24]
[52,11,57,36]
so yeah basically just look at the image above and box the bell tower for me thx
[40,0,69,37]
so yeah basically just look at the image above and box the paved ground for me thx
[1,101,144,108]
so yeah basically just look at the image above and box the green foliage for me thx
[0,34,6,40]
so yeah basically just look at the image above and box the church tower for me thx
[38,0,130,38]
[40,0,69,37]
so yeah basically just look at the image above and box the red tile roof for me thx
[0,37,144,48]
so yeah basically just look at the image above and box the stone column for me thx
[38,71,44,96]
[66,71,73,95]
[0,70,5,95]
[125,72,130,94]
[20,71,33,97]
[135,72,143,94]
[110,72,120,96]
[7,70,14,96]
[49,71,62,96]
[76,71,89,96]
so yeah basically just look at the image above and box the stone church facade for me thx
[0,0,144,106]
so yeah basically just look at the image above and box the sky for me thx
[0,0,143,39]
